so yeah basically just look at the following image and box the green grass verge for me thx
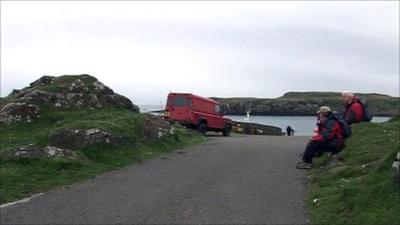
[308,116,400,225]
[0,107,205,204]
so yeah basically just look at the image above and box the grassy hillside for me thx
[0,106,204,204]
[308,116,400,225]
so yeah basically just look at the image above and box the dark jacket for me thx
[312,113,344,150]
[343,97,364,125]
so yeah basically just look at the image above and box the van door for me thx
[208,104,225,129]
[168,95,191,122]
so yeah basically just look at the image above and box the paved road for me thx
[1,135,309,224]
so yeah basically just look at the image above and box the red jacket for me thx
[312,115,344,149]
[344,97,364,125]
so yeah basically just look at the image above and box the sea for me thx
[224,115,391,135]
[138,105,391,136]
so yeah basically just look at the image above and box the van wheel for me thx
[223,124,232,136]
[198,123,207,136]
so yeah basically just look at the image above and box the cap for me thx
[317,106,332,113]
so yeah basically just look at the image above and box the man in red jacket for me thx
[341,91,364,125]
[296,106,344,169]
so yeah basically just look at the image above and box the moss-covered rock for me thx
[0,74,140,124]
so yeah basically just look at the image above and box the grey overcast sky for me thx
[1,1,399,105]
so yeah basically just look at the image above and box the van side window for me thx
[173,96,188,106]
[215,105,221,114]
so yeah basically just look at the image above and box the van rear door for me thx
[167,94,191,122]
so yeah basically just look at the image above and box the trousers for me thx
[302,140,339,163]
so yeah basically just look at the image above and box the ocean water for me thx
[138,105,391,136]
[225,115,391,135]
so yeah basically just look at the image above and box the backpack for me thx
[357,98,373,122]
[333,115,352,138]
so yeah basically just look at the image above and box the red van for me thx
[164,93,232,136]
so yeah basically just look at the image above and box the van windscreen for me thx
[172,96,188,106]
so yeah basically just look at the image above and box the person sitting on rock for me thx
[296,106,344,169]
[341,91,364,125]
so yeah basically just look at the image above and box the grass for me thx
[0,107,205,204]
[308,116,400,225]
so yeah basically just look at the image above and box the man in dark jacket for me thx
[296,106,344,169]
[286,125,294,136]
[341,91,364,125]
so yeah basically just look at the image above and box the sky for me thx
[1,1,399,105]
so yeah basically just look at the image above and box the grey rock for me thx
[1,144,79,160]
[29,75,55,86]
[93,81,114,95]
[0,103,40,124]
[86,94,103,108]
[43,146,79,160]
[141,114,174,141]
[100,94,139,112]
[49,128,124,149]
[1,144,45,159]
[393,151,400,183]
[232,121,282,135]
[8,89,23,98]
[21,90,53,104]
[69,79,88,93]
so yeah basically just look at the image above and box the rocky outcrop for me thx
[141,114,175,140]
[0,103,40,124]
[0,75,140,124]
[232,121,282,135]
[49,128,124,149]
[29,75,54,86]
[0,144,79,160]
[213,92,399,116]
[393,151,400,183]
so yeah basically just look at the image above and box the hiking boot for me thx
[296,162,312,169]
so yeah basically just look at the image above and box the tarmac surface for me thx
[1,134,310,224]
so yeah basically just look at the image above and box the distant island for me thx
[212,92,399,116]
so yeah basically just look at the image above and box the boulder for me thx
[0,103,40,124]
[100,94,139,112]
[393,151,400,183]
[93,81,114,95]
[232,121,282,135]
[1,144,44,159]
[0,144,79,160]
[43,146,79,160]
[69,79,89,93]
[21,90,54,104]
[29,75,55,86]
[49,128,124,149]
[141,114,175,140]
[86,94,103,108]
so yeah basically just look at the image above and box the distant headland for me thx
[212,92,399,116]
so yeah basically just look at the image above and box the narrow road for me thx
[1,135,309,224]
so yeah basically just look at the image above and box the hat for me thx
[317,106,332,113]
